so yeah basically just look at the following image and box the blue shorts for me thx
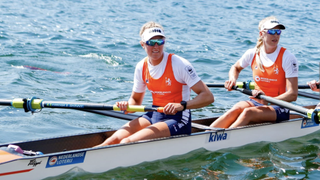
[141,107,191,136]
[249,99,290,123]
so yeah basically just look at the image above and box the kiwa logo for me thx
[208,132,228,142]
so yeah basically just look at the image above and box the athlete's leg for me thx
[95,117,151,147]
[120,121,170,144]
[229,106,276,128]
[209,100,253,128]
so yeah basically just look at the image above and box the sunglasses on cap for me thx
[146,39,165,46]
[264,29,281,35]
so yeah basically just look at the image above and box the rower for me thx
[209,16,298,129]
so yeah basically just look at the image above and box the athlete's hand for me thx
[224,79,236,91]
[307,80,320,92]
[116,101,135,114]
[163,103,180,115]
[249,90,267,105]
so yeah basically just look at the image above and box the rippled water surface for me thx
[1,0,320,179]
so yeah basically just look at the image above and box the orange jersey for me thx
[251,47,286,97]
[142,54,186,107]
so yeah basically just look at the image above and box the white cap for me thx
[141,27,165,42]
[260,19,285,30]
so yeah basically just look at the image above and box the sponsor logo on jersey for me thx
[185,65,197,79]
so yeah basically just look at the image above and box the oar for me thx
[232,86,320,123]
[206,82,255,89]
[81,109,139,120]
[206,82,320,100]
[298,91,320,100]
[298,84,320,89]
[206,82,319,89]
[0,98,164,113]
[2,98,211,130]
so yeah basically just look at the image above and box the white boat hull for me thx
[0,116,319,180]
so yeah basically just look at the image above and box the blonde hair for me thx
[255,16,278,72]
[139,21,164,39]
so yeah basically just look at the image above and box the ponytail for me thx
[255,37,264,72]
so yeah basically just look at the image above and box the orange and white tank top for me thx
[251,47,286,97]
[142,54,186,107]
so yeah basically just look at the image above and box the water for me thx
[1,0,320,179]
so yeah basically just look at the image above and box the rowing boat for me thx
[0,86,319,179]
[0,104,319,180]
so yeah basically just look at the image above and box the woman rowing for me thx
[209,16,298,129]
[96,21,214,146]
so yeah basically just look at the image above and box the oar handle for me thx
[113,105,164,113]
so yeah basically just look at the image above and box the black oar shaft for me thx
[0,100,12,106]
[206,82,255,89]
[81,109,139,120]
[42,101,114,110]
[206,84,224,88]
[298,84,320,89]
[41,101,164,112]
[298,85,311,89]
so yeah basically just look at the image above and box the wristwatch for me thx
[180,101,187,111]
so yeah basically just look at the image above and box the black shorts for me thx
[249,99,290,123]
[142,107,191,136]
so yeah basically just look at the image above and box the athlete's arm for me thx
[225,61,244,91]
[187,80,214,109]
[163,81,214,114]
[274,77,298,102]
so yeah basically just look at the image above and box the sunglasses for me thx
[264,29,281,35]
[146,39,165,46]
